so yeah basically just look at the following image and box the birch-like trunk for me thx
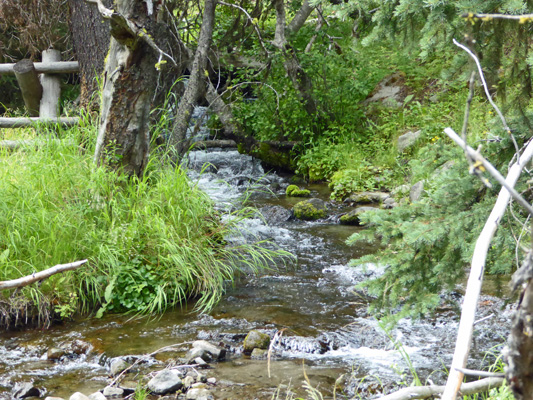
[94,0,157,178]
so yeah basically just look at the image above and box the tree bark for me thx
[169,0,216,157]
[68,0,111,112]
[93,0,157,178]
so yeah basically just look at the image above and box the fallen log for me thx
[0,260,88,290]
[379,377,504,400]
[0,117,79,128]
[191,139,237,149]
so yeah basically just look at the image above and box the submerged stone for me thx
[339,207,375,225]
[46,347,66,360]
[250,348,268,359]
[260,205,292,224]
[293,198,327,220]
[243,330,271,353]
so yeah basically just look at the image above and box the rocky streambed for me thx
[0,144,515,400]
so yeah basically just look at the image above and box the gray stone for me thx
[363,72,406,108]
[250,348,268,359]
[382,197,398,209]
[410,180,425,203]
[192,340,226,360]
[194,357,208,367]
[206,378,216,385]
[345,191,390,204]
[12,382,42,399]
[339,207,375,226]
[183,376,195,388]
[260,205,292,224]
[102,386,124,397]
[397,130,422,152]
[185,388,213,400]
[243,330,271,353]
[109,358,130,376]
[47,347,66,360]
[147,370,183,395]
[88,392,106,400]
[392,184,410,197]
[70,394,91,400]
[185,347,212,364]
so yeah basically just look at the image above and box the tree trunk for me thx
[93,0,157,178]
[68,0,111,112]
[169,0,216,157]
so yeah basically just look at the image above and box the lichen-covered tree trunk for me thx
[170,0,216,157]
[94,0,157,178]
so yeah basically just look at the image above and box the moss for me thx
[293,199,327,220]
[286,185,299,195]
[251,142,296,171]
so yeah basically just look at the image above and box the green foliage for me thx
[0,123,283,321]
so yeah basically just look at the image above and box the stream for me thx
[0,110,516,399]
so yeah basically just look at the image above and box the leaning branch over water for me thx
[0,260,88,290]
[379,377,504,400]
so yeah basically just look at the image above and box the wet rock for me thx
[292,198,327,221]
[88,392,106,400]
[147,370,183,395]
[185,388,213,400]
[397,130,421,152]
[70,393,91,400]
[109,358,130,376]
[339,207,375,226]
[194,357,209,367]
[186,347,212,364]
[192,340,226,360]
[259,205,292,225]
[250,348,268,359]
[345,191,389,204]
[103,386,123,397]
[410,180,425,202]
[243,330,271,353]
[286,185,310,197]
[47,347,66,360]
[12,382,42,399]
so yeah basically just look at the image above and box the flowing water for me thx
[0,110,515,398]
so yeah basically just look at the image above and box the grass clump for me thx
[0,124,281,327]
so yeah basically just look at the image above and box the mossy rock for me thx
[293,198,327,220]
[286,185,310,197]
[243,330,271,354]
[339,207,375,225]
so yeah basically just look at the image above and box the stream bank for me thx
[0,145,514,399]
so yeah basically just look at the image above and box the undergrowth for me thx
[0,121,284,327]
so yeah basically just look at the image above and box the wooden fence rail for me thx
[0,50,80,128]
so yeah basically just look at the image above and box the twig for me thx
[474,313,494,324]
[440,131,533,399]
[454,367,505,378]
[0,260,88,290]
[461,71,476,166]
[453,38,520,161]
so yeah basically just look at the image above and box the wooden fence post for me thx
[13,59,43,117]
[40,49,62,119]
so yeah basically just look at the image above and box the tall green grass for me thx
[0,121,284,325]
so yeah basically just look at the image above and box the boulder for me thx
[397,130,421,152]
[192,340,226,360]
[243,330,271,354]
[260,205,292,224]
[339,207,375,226]
[70,394,91,400]
[345,191,390,204]
[185,347,212,364]
[147,370,183,395]
[410,180,425,203]
[293,198,327,220]
[250,348,268,359]
[102,386,123,397]
[382,197,398,209]
[183,376,195,388]
[109,358,130,376]
[185,388,213,400]
[46,347,66,360]
[12,382,42,399]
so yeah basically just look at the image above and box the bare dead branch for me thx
[463,12,533,22]
[0,260,88,290]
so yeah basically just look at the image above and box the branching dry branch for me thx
[0,260,88,290]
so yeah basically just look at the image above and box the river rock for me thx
[88,392,106,400]
[397,130,421,152]
[102,386,123,397]
[292,198,327,220]
[185,388,213,400]
[45,397,65,400]
[183,376,195,388]
[186,347,212,364]
[250,348,268,359]
[382,197,398,209]
[243,330,271,353]
[345,191,389,204]
[109,358,130,376]
[192,340,226,360]
[47,347,66,360]
[147,370,183,395]
[12,382,42,398]
[410,180,425,202]
[339,207,375,225]
[70,393,91,400]
[259,205,292,224]
[207,377,216,385]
